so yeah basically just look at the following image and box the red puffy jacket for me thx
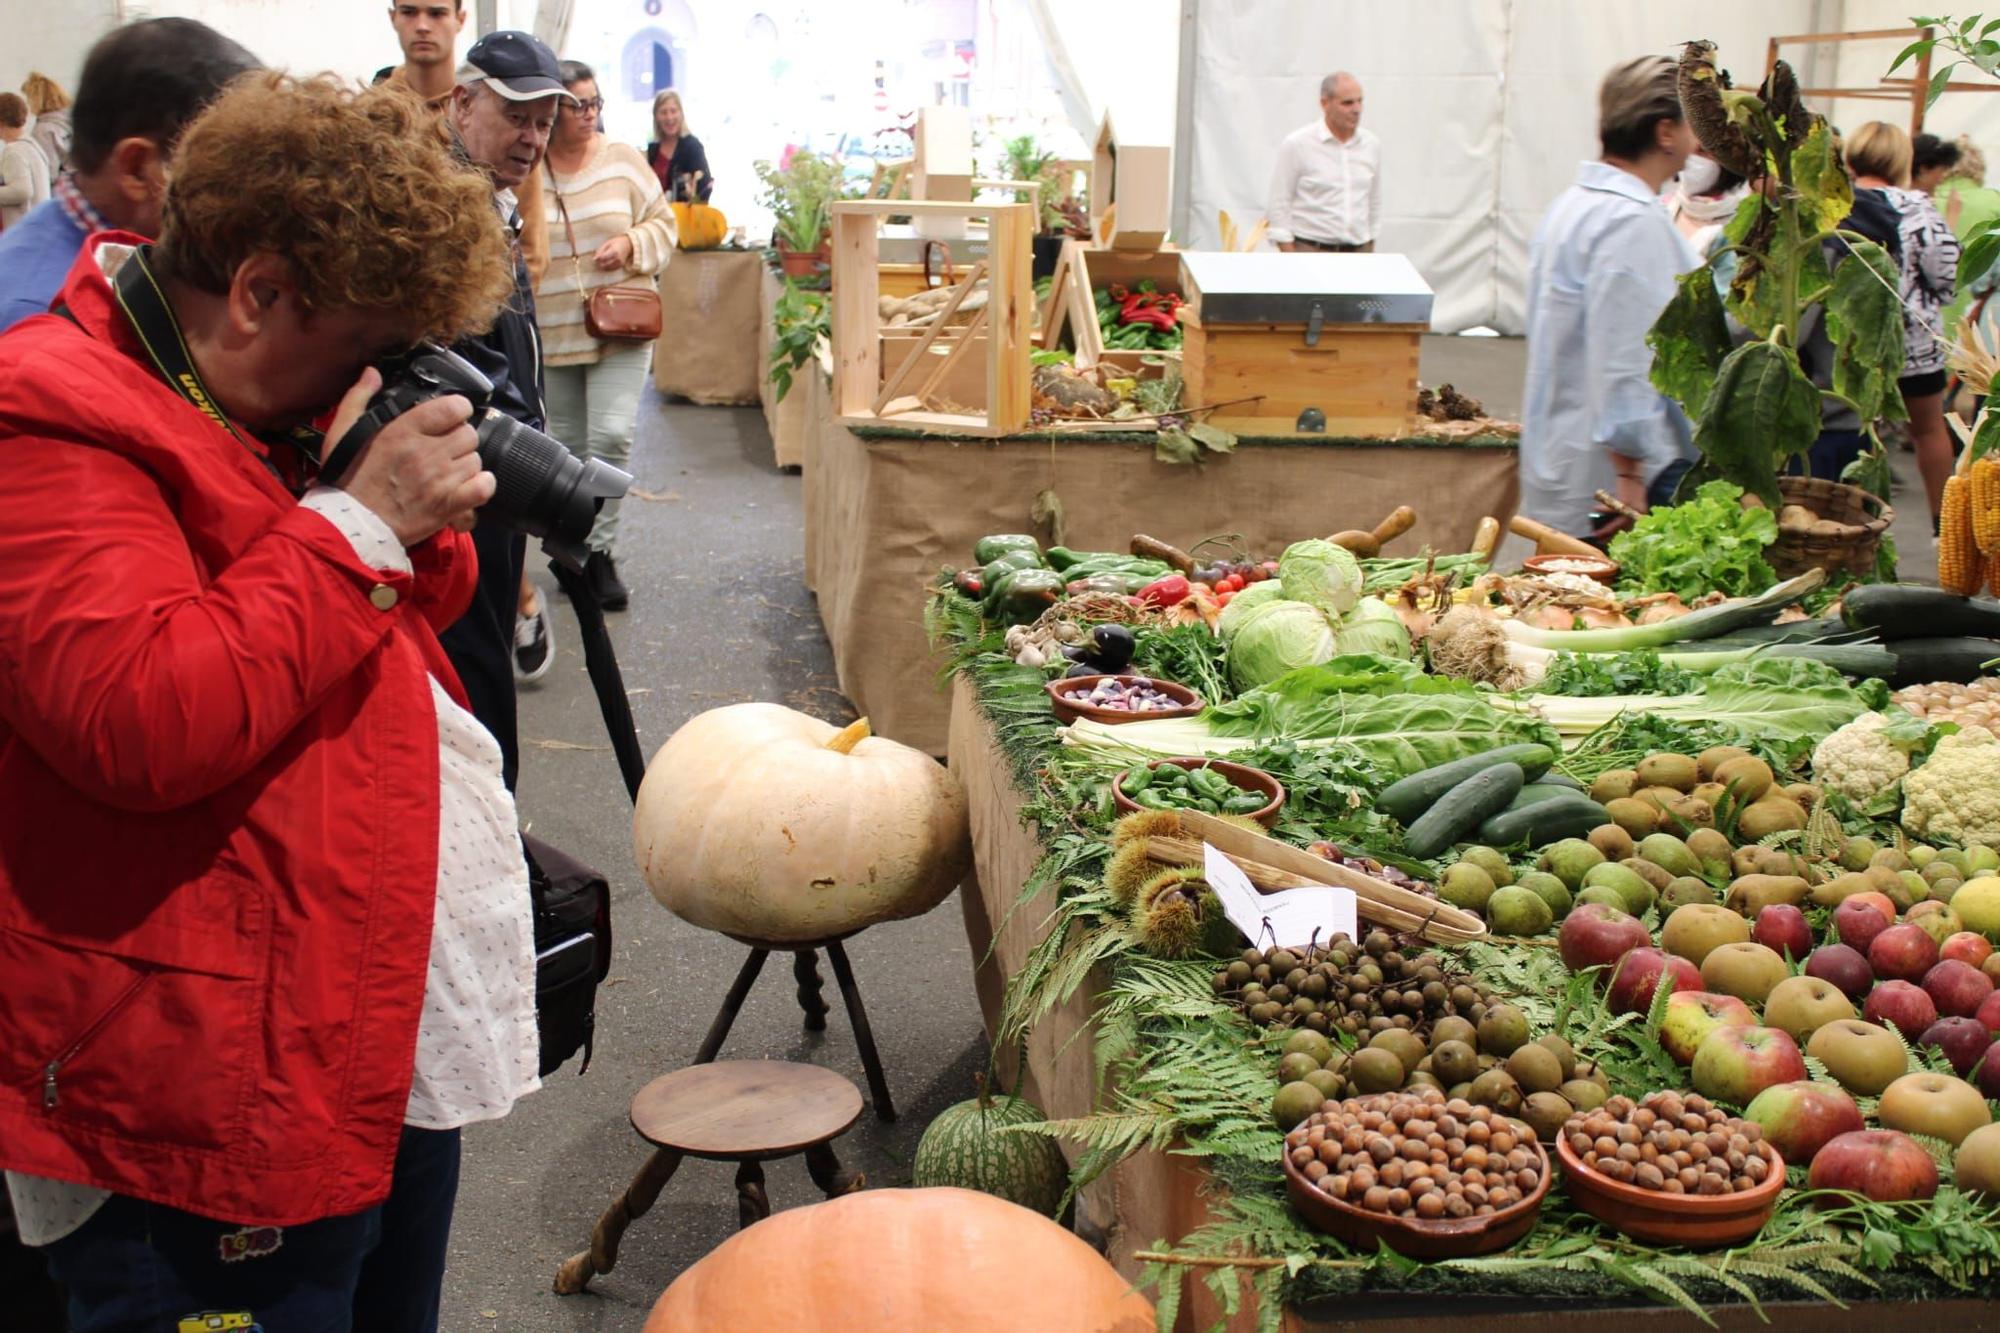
[0,235,479,1226]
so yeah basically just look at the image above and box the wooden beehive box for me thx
[1091,112,1172,251]
[1178,252,1431,437]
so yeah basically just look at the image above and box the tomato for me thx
[1219,574,1245,593]
[1217,589,1235,606]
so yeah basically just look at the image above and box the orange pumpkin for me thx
[671,199,729,249]
[644,1187,1157,1332]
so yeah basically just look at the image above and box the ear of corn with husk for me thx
[1943,467,1985,595]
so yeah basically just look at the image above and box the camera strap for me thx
[109,245,324,490]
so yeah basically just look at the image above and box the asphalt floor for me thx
[441,334,1936,1331]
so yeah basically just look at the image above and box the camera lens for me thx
[474,413,630,570]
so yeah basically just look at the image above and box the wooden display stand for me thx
[830,198,1033,437]
[1092,111,1172,250]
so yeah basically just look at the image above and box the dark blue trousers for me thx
[40,1125,460,1333]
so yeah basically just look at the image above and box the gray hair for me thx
[1320,71,1358,99]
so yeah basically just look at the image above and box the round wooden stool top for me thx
[630,1060,864,1162]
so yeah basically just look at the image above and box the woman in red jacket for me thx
[0,73,536,1331]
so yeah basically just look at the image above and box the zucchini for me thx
[1478,795,1607,849]
[1504,782,1588,812]
[1535,772,1586,791]
[1843,584,2000,641]
[1882,636,2000,687]
[1377,744,1556,825]
[1403,764,1527,860]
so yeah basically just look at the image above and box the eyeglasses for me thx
[568,97,604,114]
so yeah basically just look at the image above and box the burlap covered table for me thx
[809,397,1521,751]
[757,264,813,469]
[651,248,763,406]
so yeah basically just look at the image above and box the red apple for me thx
[1922,1016,1996,1077]
[1869,924,1941,984]
[1865,980,1940,1041]
[1559,903,1653,973]
[1606,947,1703,1016]
[1807,1129,1941,1202]
[1659,990,1758,1065]
[1978,1039,2000,1098]
[1836,897,1893,952]
[1924,958,1996,1018]
[1690,1024,1808,1106]
[1753,904,1814,962]
[1804,944,1876,1002]
[1743,1080,1865,1165]
[1977,989,2000,1035]
[1943,932,1995,969]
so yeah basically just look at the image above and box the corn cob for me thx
[1974,457,2000,554]
[1942,474,1984,594]
[1987,547,2000,597]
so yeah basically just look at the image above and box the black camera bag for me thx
[523,833,612,1076]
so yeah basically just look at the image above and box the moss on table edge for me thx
[850,425,1519,450]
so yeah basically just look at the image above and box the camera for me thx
[319,342,629,571]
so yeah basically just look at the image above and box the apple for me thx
[1804,944,1875,1002]
[1659,990,1757,1066]
[1977,990,2000,1035]
[1921,1016,1995,1078]
[1977,1039,2000,1099]
[1869,924,1941,984]
[1878,1070,1993,1146]
[1943,932,1995,969]
[1700,941,1791,1004]
[1691,1024,1808,1106]
[1743,1080,1865,1165]
[1864,980,1940,1041]
[1559,902,1652,974]
[1906,901,1966,950]
[1953,1121,2000,1196]
[1923,958,1996,1018]
[1835,897,1893,952]
[1661,903,1751,967]
[1753,904,1814,962]
[1606,947,1703,1015]
[1762,974,1857,1045]
[1807,1018,1911,1096]
[1807,1129,1941,1202]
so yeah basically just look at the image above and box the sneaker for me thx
[514,603,555,682]
[589,552,630,611]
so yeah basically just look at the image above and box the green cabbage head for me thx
[1216,578,1287,641]
[1278,539,1363,619]
[1227,599,1339,691]
[1337,597,1412,660]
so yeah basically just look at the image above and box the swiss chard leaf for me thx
[1825,239,1907,424]
[1647,267,1733,418]
[1690,340,1822,509]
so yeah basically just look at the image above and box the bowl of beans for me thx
[1281,1088,1553,1259]
[1556,1092,1785,1248]
[1045,674,1204,725]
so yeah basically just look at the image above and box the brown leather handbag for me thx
[550,173,662,343]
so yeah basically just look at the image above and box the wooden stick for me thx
[1470,516,1502,561]
[907,299,989,409]
[1508,515,1601,558]
[1593,489,1644,523]
[873,261,986,414]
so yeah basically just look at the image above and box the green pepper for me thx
[1120,765,1152,794]
[1224,791,1269,815]
[979,549,1042,589]
[1134,789,1176,811]
[985,567,1065,624]
[1196,799,1221,814]
[973,533,1042,566]
[1188,767,1230,801]
[1043,545,1091,572]
[1065,573,1152,597]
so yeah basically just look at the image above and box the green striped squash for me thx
[911,1077,1069,1218]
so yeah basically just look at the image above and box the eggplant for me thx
[1090,624,1136,670]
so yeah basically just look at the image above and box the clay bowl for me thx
[1556,1133,1785,1249]
[1282,1123,1553,1260]
[1045,674,1203,726]
[1110,757,1284,828]
[1523,552,1619,584]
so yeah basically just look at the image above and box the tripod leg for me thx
[552,1147,685,1294]
[694,948,770,1065]
[734,1160,770,1230]
[792,949,830,1032]
[824,940,896,1122]
[805,1140,865,1198]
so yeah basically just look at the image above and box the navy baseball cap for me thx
[460,31,577,103]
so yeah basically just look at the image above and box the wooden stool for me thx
[552,1060,865,1294]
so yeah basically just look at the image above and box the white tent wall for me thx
[1180,0,1820,334]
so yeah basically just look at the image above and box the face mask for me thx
[1678,154,1721,197]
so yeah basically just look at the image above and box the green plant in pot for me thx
[755,150,848,278]
[1645,43,1906,579]
[995,134,1084,276]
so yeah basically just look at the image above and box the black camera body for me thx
[320,343,628,571]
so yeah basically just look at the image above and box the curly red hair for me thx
[157,73,512,341]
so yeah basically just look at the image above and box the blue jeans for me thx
[40,1125,460,1333]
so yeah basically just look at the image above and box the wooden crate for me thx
[830,198,1033,437]
[878,329,989,410]
[1041,239,1183,374]
[1181,317,1422,437]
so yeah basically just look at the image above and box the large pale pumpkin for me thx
[644,1187,1156,1332]
[671,199,729,249]
[633,705,969,943]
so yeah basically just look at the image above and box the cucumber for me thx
[1842,585,2000,641]
[1478,795,1607,849]
[1377,744,1556,826]
[1882,636,2000,686]
[1504,782,1587,813]
[1535,772,1586,791]
[1403,764,1526,860]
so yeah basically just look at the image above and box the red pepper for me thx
[953,569,983,598]
[1137,574,1191,608]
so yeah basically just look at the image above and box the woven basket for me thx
[1764,476,1893,579]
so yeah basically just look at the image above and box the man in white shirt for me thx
[1518,55,1699,538]
[1267,72,1381,252]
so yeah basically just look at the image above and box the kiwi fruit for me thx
[1697,745,1752,782]
[1636,753,1699,793]
[1784,782,1820,811]
[1669,797,1716,829]
[1736,797,1807,841]
[1691,781,1728,808]
[1712,755,1775,803]
[1505,1042,1564,1095]
[1590,769,1641,803]
[1348,1047,1405,1093]
[1588,824,1637,862]
[1605,798,1660,840]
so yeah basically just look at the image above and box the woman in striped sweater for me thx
[536,59,676,608]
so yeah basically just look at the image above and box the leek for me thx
[1499,569,1827,652]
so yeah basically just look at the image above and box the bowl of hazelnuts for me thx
[1555,1091,1785,1248]
[1281,1086,1553,1259]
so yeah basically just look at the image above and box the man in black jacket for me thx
[441,31,573,789]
